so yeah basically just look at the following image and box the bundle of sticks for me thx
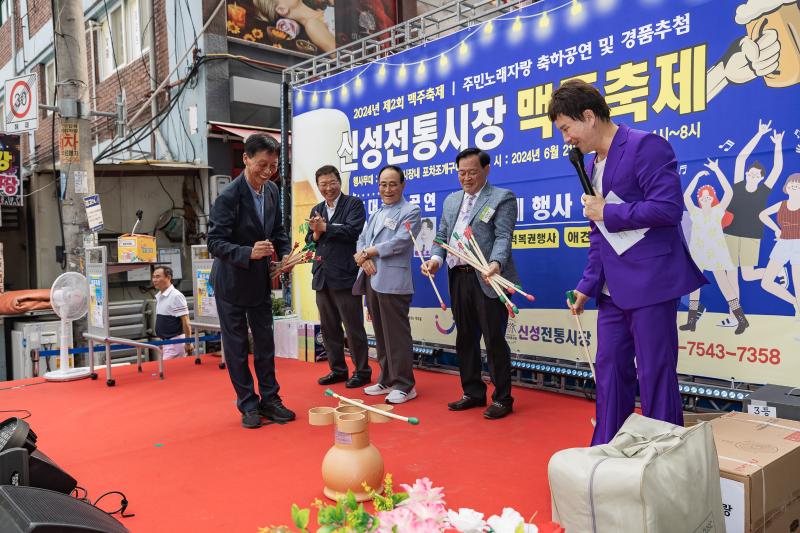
[433,226,535,317]
[270,242,320,279]
[406,221,447,310]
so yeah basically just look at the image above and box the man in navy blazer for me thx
[305,165,371,388]
[208,134,297,429]
[548,80,707,444]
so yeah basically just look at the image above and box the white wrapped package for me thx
[548,413,726,533]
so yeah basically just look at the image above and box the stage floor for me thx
[0,356,595,532]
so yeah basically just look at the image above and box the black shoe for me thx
[242,410,262,429]
[345,375,370,388]
[448,395,487,411]
[318,372,348,385]
[259,401,296,423]
[483,401,513,420]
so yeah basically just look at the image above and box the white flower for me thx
[447,508,487,532]
[486,508,538,533]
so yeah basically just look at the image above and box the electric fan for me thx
[44,272,91,382]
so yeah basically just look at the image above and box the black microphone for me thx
[568,147,595,196]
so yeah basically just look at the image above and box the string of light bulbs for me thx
[294,0,585,98]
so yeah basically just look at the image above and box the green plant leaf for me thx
[291,504,310,529]
[315,526,337,533]
[345,491,358,511]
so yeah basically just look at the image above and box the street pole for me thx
[54,0,96,273]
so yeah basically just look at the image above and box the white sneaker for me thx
[364,383,392,395]
[718,317,736,327]
[386,389,417,404]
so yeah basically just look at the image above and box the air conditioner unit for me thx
[10,321,74,380]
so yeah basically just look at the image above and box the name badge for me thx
[479,206,496,223]
[384,218,398,230]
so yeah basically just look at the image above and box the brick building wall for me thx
[26,0,50,38]
[86,0,171,148]
[0,0,23,73]
[13,0,172,162]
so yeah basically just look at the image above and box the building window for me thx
[98,0,152,81]
[45,60,56,115]
[0,102,5,132]
[0,0,10,27]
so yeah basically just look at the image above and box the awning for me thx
[207,121,285,142]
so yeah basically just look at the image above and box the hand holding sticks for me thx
[405,221,446,311]
[566,290,596,379]
[433,229,535,303]
[270,242,319,279]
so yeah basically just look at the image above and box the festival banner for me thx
[0,134,22,207]
[291,0,800,387]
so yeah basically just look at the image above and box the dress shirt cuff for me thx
[431,255,443,266]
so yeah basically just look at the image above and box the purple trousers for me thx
[591,293,684,446]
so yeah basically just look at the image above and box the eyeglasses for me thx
[379,182,401,189]
[457,169,481,178]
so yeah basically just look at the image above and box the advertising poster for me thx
[226,0,336,55]
[0,134,22,207]
[89,274,105,329]
[196,268,218,319]
[292,0,800,387]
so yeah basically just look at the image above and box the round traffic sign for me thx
[10,80,32,119]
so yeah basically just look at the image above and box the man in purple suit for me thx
[547,80,707,445]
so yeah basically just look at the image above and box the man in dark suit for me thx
[306,165,371,388]
[207,133,296,429]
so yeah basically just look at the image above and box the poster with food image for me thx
[227,0,336,55]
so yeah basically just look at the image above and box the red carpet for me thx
[0,356,594,532]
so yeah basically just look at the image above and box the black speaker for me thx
[0,448,29,487]
[0,485,130,532]
[0,419,76,494]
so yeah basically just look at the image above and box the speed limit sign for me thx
[4,73,39,134]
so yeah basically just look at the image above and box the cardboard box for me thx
[711,412,800,533]
[684,411,725,427]
[118,234,157,263]
[301,322,326,363]
[743,385,800,423]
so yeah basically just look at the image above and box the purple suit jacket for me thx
[576,124,707,310]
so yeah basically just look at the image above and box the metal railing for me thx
[283,0,536,87]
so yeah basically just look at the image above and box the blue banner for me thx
[291,0,800,385]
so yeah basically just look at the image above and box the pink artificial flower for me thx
[402,499,449,524]
[400,477,446,505]
[377,507,417,533]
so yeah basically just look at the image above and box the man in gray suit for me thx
[422,147,520,419]
[354,165,421,404]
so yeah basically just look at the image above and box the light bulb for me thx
[570,0,583,16]
[459,41,468,55]
[539,11,550,28]
[439,53,448,66]
[312,91,318,103]
[399,63,407,77]
[379,63,386,76]
[355,76,362,88]
[324,91,332,103]
[512,16,522,32]
[418,61,426,74]
[341,85,348,97]
[484,21,493,34]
